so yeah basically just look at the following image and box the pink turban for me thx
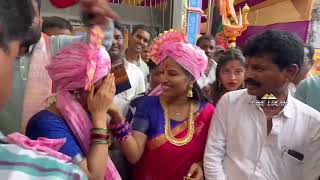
[46,27,121,180]
[149,30,208,80]
[47,42,111,91]
[47,27,111,91]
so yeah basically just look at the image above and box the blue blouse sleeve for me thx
[129,97,151,134]
[26,111,83,159]
[125,95,144,124]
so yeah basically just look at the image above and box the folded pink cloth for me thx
[7,132,72,162]
[148,84,162,96]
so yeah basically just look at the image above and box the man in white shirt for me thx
[124,24,151,87]
[196,35,217,86]
[108,22,146,116]
[204,30,320,180]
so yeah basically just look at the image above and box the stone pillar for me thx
[308,1,320,76]
[170,0,203,45]
[308,1,320,48]
[171,0,187,30]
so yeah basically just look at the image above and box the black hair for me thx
[215,45,225,53]
[304,44,315,63]
[114,21,126,36]
[196,35,215,46]
[42,16,73,33]
[0,0,34,51]
[243,30,304,70]
[191,82,208,103]
[214,45,225,62]
[210,48,245,105]
[180,69,208,103]
[131,24,150,36]
[147,60,158,71]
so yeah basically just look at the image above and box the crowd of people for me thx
[0,0,320,180]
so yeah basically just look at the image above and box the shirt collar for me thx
[283,92,294,118]
[121,57,130,68]
[210,58,217,65]
[0,131,7,144]
[249,91,294,119]
[124,49,141,66]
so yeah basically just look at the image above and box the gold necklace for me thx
[161,100,195,146]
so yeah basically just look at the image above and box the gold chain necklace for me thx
[161,100,195,146]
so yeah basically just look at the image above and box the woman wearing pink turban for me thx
[108,30,216,180]
[26,27,121,180]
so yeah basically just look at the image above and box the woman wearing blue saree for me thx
[108,30,216,180]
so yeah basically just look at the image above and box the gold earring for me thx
[187,84,193,98]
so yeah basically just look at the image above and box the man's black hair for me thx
[196,34,215,46]
[0,0,34,51]
[215,45,225,53]
[147,60,158,71]
[243,30,304,70]
[42,16,73,33]
[304,44,314,62]
[131,24,150,36]
[114,21,126,35]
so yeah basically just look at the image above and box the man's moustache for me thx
[245,78,261,87]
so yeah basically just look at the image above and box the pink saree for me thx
[133,103,215,180]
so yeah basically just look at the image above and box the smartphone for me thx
[111,63,131,94]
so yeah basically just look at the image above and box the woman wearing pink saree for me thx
[108,31,215,180]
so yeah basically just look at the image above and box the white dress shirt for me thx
[128,55,149,88]
[197,59,217,88]
[204,89,320,180]
[206,59,217,85]
[115,60,146,115]
[288,82,297,95]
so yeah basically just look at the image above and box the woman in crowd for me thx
[210,48,245,105]
[147,60,162,92]
[107,31,215,180]
[26,27,121,180]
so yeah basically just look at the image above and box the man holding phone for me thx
[108,21,145,116]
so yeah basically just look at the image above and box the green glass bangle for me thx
[91,128,109,134]
[91,139,109,145]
